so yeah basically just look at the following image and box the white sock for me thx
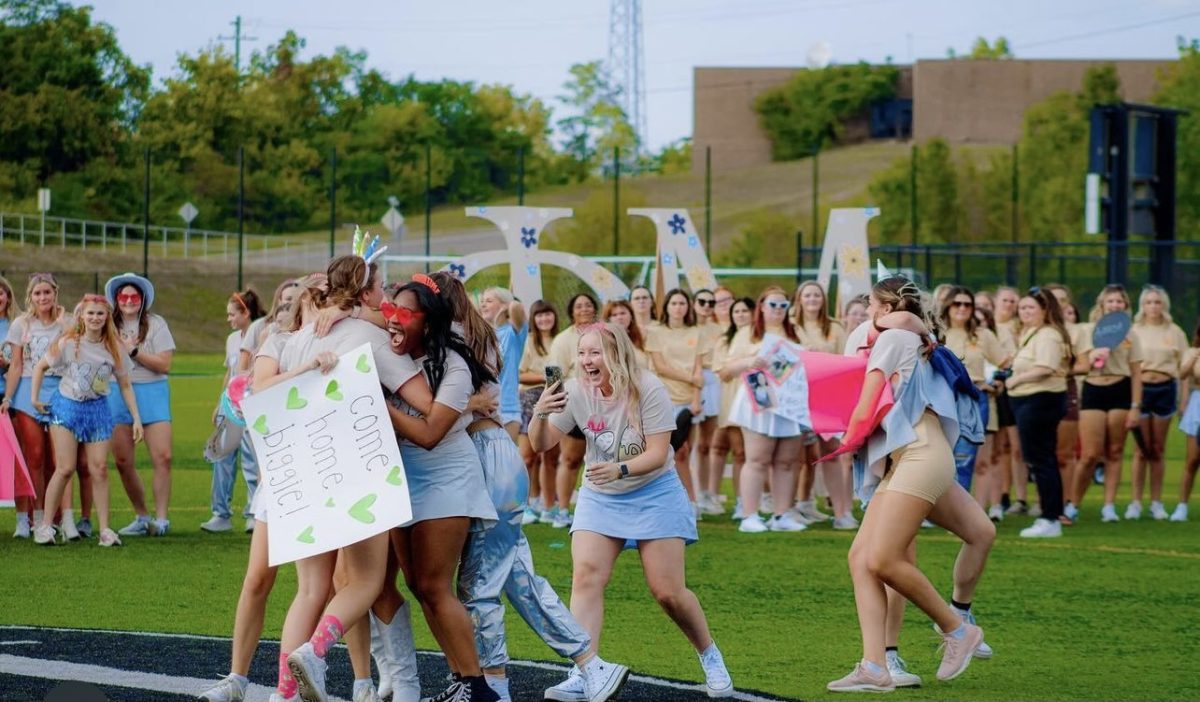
[484,674,509,699]
[16,513,29,525]
[62,509,74,523]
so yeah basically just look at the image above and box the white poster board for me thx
[241,343,412,566]
[756,333,812,427]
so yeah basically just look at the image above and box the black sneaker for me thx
[420,681,468,702]
[462,677,499,702]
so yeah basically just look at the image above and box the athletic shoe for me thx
[582,656,631,702]
[793,500,830,523]
[920,519,936,529]
[935,608,994,659]
[738,514,768,534]
[832,514,859,530]
[12,518,31,539]
[885,651,922,687]
[1124,501,1142,520]
[1150,501,1169,521]
[61,518,81,541]
[1005,500,1027,516]
[538,508,557,525]
[353,682,382,702]
[118,516,150,536]
[544,669,585,702]
[201,515,233,533]
[698,643,733,698]
[149,519,170,536]
[551,510,572,529]
[730,498,745,521]
[936,623,983,681]
[76,517,93,538]
[1028,503,1043,518]
[768,513,807,532]
[1063,502,1079,521]
[287,642,329,702]
[1019,518,1062,538]
[1094,465,1105,485]
[98,528,122,547]
[987,505,1004,522]
[1100,504,1120,523]
[1170,504,1189,522]
[33,525,56,545]
[521,507,539,526]
[700,493,724,516]
[198,674,248,702]
[826,661,894,693]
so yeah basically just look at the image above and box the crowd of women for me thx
[5,258,1200,700]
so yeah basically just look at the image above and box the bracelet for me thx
[1130,402,1141,409]
[536,411,551,419]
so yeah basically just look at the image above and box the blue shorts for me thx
[50,391,113,443]
[108,379,172,425]
[11,376,60,423]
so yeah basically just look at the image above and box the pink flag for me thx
[0,413,36,507]
[798,351,894,435]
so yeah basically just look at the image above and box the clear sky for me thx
[88,0,1199,151]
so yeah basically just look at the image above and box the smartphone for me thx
[544,365,564,390]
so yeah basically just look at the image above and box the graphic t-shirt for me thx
[46,337,128,401]
[119,314,175,384]
[549,370,676,494]
[6,316,67,377]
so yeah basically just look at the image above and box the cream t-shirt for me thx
[1009,325,1069,397]
[1075,322,1144,378]
[797,319,847,355]
[645,324,704,405]
[1133,322,1189,377]
[943,327,1007,384]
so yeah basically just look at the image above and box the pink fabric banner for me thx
[798,350,894,435]
[0,413,36,507]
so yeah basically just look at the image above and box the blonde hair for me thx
[793,281,832,340]
[484,286,515,325]
[21,272,64,324]
[65,294,126,374]
[280,274,327,333]
[1134,285,1173,325]
[0,275,19,320]
[1088,284,1133,323]
[579,322,643,425]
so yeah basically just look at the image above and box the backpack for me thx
[928,345,985,445]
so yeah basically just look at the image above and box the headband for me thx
[351,225,388,288]
[411,273,440,294]
[232,292,248,311]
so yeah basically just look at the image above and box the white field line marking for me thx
[0,641,40,646]
[0,653,349,702]
[0,626,786,701]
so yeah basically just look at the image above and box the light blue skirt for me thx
[1180,390,1200,437]
[49,391,113,443]
[701,369,721,419]
[108,379,171,425]
[570,469,698,549]
[11,376,60,423]
[401,431,498,531]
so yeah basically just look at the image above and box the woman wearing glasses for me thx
[723,287,808,533]
[1006,288,1074,538]
[629,286,657,331]
[1127,285,1189,521]
[692,288,726,516]
[1066,284,1143,524]
[102,274,177,538]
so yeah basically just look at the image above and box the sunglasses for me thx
[765,300,791,310]
[950,300,973,308]
[380,301,417,325]
[715,297,734,305]
[117,293,142,304]
[695,299,715,307]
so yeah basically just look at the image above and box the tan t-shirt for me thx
[796,319,846,355]
[1075,322,1144,379]
[1009,325,1069,397]
[548,369,676,494]
[548,325,586,378]
[710,332,739,427]
[1133,322,1189,377]
[697,322,723,370]
[995,318,1019,355]
[1183,347,1200,385]
[644,324,703,405]
[943,327,1008,384]
[518,335,554,393]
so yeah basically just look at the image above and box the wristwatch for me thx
[618,463,629,479]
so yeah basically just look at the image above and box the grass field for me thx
[2,354,1199,701]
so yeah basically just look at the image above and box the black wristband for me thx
[130,346,139,358]
[618,463,629,478]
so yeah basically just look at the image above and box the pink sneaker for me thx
[827,660,894,693]
[937,622,984,681]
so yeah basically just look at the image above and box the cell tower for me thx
[608,0,646,153]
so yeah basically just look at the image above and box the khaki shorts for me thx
[877,411,955,505]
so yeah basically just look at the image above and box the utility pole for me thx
[219,16,258,75]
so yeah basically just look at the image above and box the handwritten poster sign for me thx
[758,333,811,427]
[241,343,412,566]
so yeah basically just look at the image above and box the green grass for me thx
[2,355,1199,701]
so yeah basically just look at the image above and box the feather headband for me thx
[351,225,388,288]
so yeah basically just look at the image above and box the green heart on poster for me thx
[252,415,269,435]
[356,354,371,373]
[325,379,344,401]
[348,494,378,524]
[325,498,336,508]
[386,465,404,486]
[286,387,308,410]
[296,526,315,544]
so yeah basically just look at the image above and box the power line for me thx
[218,15,258,74]
[1013,9,1200,50]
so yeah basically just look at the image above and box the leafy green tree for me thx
[1153,38,1200,238]
[947,36,1014,59]
[555,61,637,180]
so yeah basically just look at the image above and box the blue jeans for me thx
[952,395,991,492]
[209,428,259,520]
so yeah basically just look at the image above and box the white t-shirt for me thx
[390,349,475,444]
[6,315,68,377]
[224,330,244,374]
[45,337,129,401]
[241,317,268,356]
[549,370,676,494]
[867,329,923,396]
[277,318,419,394]
[255,330,292,363]
[119,314,175,384]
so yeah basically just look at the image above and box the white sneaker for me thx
[61,518,81,541]
[832,514,859,530]
[544,667,586,702]
[581,656,630,702]
[1150,501,1169,521]
[768,513,807,532]
[987,505,1004,522]
[33,525,57,545]
[920,519,936,529]
[1170,504,1189,522]
[738,514,768,534]
[730,498,745,521]
[98,528,123,547]
[1063,502,1079,521]
[1019,518,1062,538]
[118,517,151,536]
[1124,501,1143,520]
[699,493,724,516]
[552,510,572,529]
[199,674,248,702]
[201,515,233,533]
[936,608,994,659]
[1100,504,1119,523]
[287,642,329,702]
[793,500,831,523]
[539,508,557,525]
[698,642,734,698]
[885,651,922,687]
[13,517,31,539]
[148,518,170,536]
[353,682,382,702]
[521,507,539,525]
